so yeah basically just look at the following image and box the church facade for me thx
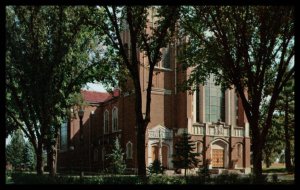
[57,9,251,174]
[57,63,251,174]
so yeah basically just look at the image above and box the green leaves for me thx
[6,6,112,174]
[105,137,126,174]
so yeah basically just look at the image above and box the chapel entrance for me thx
[151,145,169,168]
[212,149,224,168]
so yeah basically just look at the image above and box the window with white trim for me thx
[104,110,109,134]
[112,107,118,132]
[126,141,133,159]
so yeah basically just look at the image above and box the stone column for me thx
[225,89,231,125]
[230,88,236,127]
[199,85,205,123]
[147,140,152,166]
[193,90,196,123]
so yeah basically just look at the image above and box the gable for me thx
[148,124,173,139]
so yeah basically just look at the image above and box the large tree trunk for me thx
[47,127,59,177]
[134,84,147,179]
[252,143,263,179]
[284,93,292,172]
[36,142,44,175]
[265,151,271,168]
[137,122,146,177]
[47,145,56,177]
[251,121,263,181]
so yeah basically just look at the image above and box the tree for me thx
[275,78,294,172]
[6,6,111,176]
[106,137,126,175]
[89,6,180,178]
[23,141,37,171]
[179,6,294,178]
[6,129,26,170]
[172,132,199,178]
[262,114,285,168]
[147,159,164,175]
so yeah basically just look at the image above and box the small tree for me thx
[6,129,26,170]
[106,137,126,174]
[172,132,199,178]
[23,142,36,171]
[147,159,164,175]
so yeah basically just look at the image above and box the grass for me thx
[260,163,294,184]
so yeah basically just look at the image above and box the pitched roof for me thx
[81,89,120,103]
[81,90,111,103]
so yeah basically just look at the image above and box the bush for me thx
[197,160,211,184]
[213,173,240,184]
[6,171,12,184]
[148,175,185,184]
[101,175,141,184]
[11,172,143,184]
[11,172,57,184]
[252,174,269,184]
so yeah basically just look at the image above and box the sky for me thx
[82,82,107,92]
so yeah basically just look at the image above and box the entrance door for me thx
[212,149,224,168]
[151,146,159,162]
[162,145,168,168]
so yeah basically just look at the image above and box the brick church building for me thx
[57,9,251,174]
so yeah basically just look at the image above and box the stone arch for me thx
[210,138,229,168]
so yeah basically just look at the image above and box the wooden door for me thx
[151,146,159,162]
[212,149,224,168]
[162,145,168,168]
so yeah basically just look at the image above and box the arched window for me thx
[94,148,99,162]
[102,147,106,161]
[112,107,118,132]
[104,110,109,134]
[126,141,133,159]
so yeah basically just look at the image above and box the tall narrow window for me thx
[60,121,68,151]
[162,46,170,68]
[126,141,133,159]
[104,110,109,134]
[112,107,118,132]
[205,75,225,122]
[236,94,239,125]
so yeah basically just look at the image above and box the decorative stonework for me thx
[148,124,173,140]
